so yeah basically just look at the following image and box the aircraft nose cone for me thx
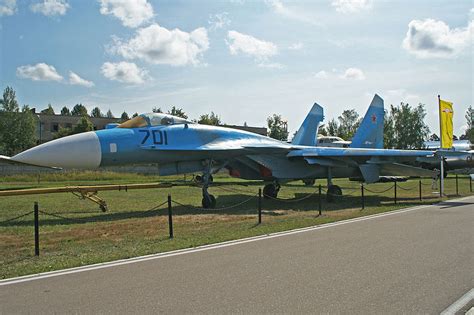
[12,132,102,169]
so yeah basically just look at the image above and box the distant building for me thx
[34,113,267,143]
[35,113,120,143]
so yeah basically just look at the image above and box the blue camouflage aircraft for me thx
[2,94,442,208]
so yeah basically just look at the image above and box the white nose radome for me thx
[12,132,101,169]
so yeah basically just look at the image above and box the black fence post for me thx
[455,175,459,195]
[419,180,422,201]
[34,202,39,256]
[318,184,322,215]
[394,182,397,205]
[471,176,472,193]
[167,194,173,239]
[361,184,365,210]
[258,188,262,224]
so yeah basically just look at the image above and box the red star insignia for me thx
[371,114,377,123]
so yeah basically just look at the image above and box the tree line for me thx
[1,85,473,155]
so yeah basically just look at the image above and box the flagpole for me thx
[438,94,444,197]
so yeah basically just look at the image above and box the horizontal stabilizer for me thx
[379,163,438,177]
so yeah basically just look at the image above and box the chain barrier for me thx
[39,210,91,223]
[0,211,34,224]
[214,185,258,196]
[397,184,418,191]
[171,194,257,212]
[363,185,395,194]
[37,199,171,224]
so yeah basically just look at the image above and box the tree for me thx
[267,114,288,141]
[120,111,130,122]
[132,112,138,118]
[464,106,474,143]
[61,106,71,116]
[152,107,162,113]
[429,133,440,141]
[90,107,104,118]
[326,119,339,137]
[198,112,221,125]
[167,106,188,119]
[337,109,360,140]
[0,87,37,155]
[41,104,55,115]
[71,103,88,116]
[106,109,114,118]
[317,124,328,136]
[55,126,73,139]
[73,116,94,133]
[384,102,430,149]
[383,110,396,149]
[0,86,19,112]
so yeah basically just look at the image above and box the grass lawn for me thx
[0,172,472,279]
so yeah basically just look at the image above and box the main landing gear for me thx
[263,182,280,199]
[326,167,342,202]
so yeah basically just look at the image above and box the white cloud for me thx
[109,24,209,66]
[341,67,365,80]
[69,71,94,87]
[208,12,231,31]
[99,0,154,28]
[0,0,16,16]
[30,0,70,16]
[16,63,63,82]
[402,19,473,58]
[288,42,303,50]
[265,0,318,25]
[314,70,328,79]
[258,62,285,69]
[227,30,277,60]
[331,0,372,13]
[385,89,419,104]
[101,62,149,84]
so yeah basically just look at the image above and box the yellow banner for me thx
[439,99,453,149]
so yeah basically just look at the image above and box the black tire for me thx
[326,185,342,202]
[303,179,315,186]
[263,184,278,199]
[202,194,216,208]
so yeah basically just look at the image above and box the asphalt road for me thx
[1,197,473,314]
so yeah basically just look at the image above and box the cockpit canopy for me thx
[118,113,191,129]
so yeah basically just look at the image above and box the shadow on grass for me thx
[1,191,441,227]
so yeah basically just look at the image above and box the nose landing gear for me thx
[200,161,216,209]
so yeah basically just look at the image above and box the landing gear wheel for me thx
[202,194,216,208]
[303,179,315,186]
[326,185,342,202]
[195,175,203,183]
[263,184,279,199]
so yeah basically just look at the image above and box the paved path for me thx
[2,197,473,314]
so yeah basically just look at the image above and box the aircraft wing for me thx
[287,147,438,182]
[287,147,434,159]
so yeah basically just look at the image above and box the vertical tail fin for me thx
[350,94,384,149]
[291,103,324,146]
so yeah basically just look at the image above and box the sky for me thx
[0,0,473,137]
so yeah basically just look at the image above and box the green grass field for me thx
[0,172,472,279]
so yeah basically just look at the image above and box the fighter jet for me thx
[2,94,444,208]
